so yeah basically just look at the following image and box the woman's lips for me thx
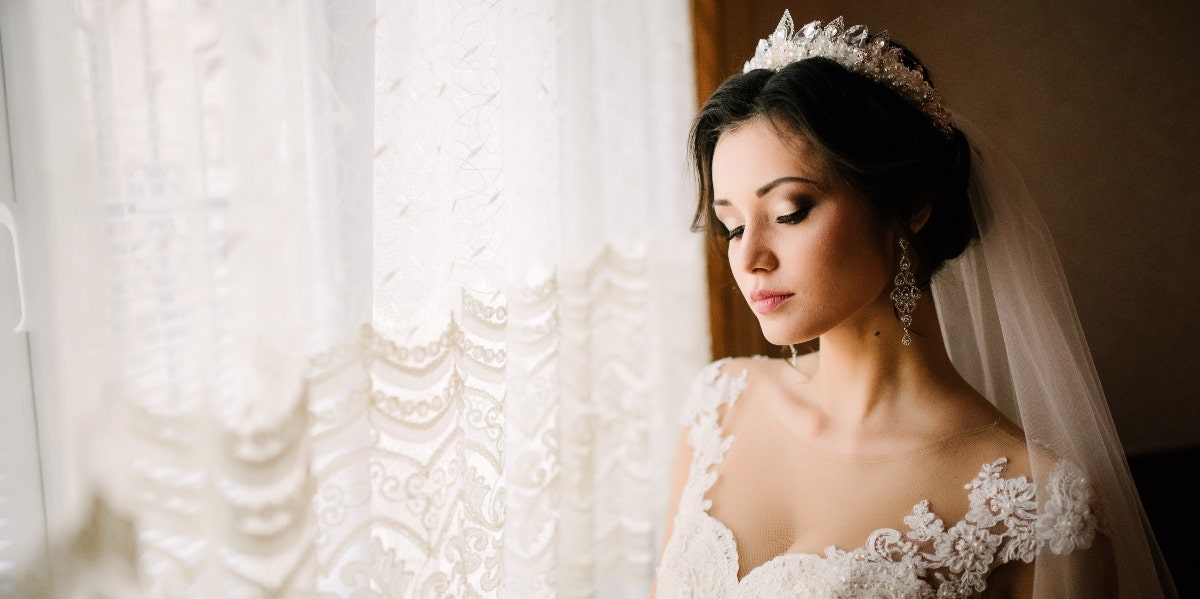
[749,290,793,314]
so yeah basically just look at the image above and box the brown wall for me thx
[692,0,1200,454]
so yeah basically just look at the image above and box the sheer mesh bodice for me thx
[655,359,1102,598]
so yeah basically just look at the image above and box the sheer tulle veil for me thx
[932,113,1177,597]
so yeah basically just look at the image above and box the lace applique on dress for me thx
[655,362,1101,598]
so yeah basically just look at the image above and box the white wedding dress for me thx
[654,359,1101,598]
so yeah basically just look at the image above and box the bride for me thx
[652,12,1174,598]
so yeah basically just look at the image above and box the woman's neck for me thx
[805,286,961,432]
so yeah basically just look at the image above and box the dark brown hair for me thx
[689,52,976,286]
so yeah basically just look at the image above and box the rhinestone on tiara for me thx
[743,11,953,136]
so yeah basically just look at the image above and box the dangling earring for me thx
[889,238,921,346]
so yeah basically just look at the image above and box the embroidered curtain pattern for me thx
[2,0,706,596]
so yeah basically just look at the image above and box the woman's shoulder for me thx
[681,356,788,427]
[702,354,777,375]
[702,354,811,386]
[952,420,1103,549]
[679,358,743,425]
[959,414,1031,470]
[686,355,783,396]
[953,413,1095,498]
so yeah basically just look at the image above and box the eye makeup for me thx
[776,199,814,224]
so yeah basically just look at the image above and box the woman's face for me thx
[710,117,894,345]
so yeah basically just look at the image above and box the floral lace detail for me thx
[674,359,748,521]
[1036,459,1099,555]
[656,363,1101,598]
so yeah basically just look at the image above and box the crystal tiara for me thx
[743,10,953,136]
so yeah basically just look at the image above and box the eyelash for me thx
[722,204,813,241]
[777,203,813,224]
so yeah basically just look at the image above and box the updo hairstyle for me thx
[690,49,976,287]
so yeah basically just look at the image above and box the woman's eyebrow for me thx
[756,176,819,196]
[714,176,820,206]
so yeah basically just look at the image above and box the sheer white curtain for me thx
[1,0,706,596]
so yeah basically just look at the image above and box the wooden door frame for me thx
[690,0,787,361]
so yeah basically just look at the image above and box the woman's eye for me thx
[776,204,813,224]
[723,225,745,241]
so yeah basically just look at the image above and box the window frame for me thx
[0,6,52,595]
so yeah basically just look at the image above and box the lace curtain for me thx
[3,0,706,596]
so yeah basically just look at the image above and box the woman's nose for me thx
[735,223,777,273]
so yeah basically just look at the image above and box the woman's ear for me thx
[910,202,932,234]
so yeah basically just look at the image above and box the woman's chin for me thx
[759,325,816,348]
